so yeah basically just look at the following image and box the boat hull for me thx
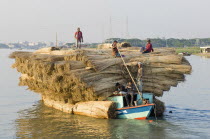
[116,104,154,119]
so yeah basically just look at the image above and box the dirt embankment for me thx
[195,53,210,58]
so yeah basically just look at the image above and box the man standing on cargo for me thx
[74,27,83,49]
[143,39,154,53]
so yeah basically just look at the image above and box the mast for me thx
[56,32,58,47]
[125,16,129,39]
[109,16,112,39]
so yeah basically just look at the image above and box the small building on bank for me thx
[200,46,210,53]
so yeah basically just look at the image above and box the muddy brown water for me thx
[0,49,210,139]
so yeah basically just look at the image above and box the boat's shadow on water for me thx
[13,101,206,139]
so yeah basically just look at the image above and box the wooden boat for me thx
[108,93,154,119]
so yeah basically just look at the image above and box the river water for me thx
[0,49,210,139]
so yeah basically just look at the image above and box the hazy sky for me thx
[1,0,210,43]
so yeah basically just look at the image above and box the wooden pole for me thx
[56,32,58,47]
[118,49,143,101]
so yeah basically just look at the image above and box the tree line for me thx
[105,38,210,47]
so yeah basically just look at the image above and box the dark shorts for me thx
[143,50,150,53]
[115,53,121,57]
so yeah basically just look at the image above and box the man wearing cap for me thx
[74,28,83,49]
[143,39,154,53]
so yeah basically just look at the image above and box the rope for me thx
[117,49,143,101]
[154,103,158,121]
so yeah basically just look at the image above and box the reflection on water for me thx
[1,50,210,138]
[15,101,112,138]
[15,101,169,139]
[15,100,209,139]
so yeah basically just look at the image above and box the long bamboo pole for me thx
[117,48,143,101]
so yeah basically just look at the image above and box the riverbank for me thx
[175,47,210,58]
[175,47,200,54]
[194,53,210,58]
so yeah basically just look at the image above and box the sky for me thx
[0,0,210,43]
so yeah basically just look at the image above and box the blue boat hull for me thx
[116,104,154,119]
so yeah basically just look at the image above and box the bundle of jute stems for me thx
[10,47,191,118]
